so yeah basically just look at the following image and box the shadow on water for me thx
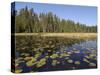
[14,35,97,73]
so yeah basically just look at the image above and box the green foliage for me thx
[26,57,37,67]
[36,58,46,68]
[13,6,97,33]
[15,69,23,73]
[50,54,58,59]
[52,60,60,66]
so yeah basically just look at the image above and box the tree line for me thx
[11,6,97,33]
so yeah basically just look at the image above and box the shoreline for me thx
[13,33,97,39]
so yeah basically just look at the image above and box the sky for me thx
[14,2,97,26]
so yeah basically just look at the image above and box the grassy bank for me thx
[13,33,97,39]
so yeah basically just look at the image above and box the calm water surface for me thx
[15,36,97,73]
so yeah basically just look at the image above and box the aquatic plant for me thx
[52,60,57,66]
[34,53,41,59]
[26,57,37,67]
[94,57,97,61]
[51,45,55,48]
[15,63,19,67]
[86,48,91,50]
[36,58,46,68]
[15,57,23,61]
[45,55,49,59]
[73,49,80,53]
[89,63,96,67]
[63,53,70,57]
[32,48,37,51]
[48,50,52,52]
[24,57,32,61]
[84,55,90,59]
[15,57,24,64]
[83,58,90,63]
[65,57,69,60]
[45,45,50,48]
[15,36,97,72]
[90,48,94,50]
[67,59,73,64]
[15,69,23,73]
[74,61,80,65]
[85,54,97,60]
[15,67,23,73]
[26,61,37,67]
[89,54,96,59]
[67,51,72,55]
[52,60,60,66]
[60,53,70,58]
[50,54,58,59]
[21,53,30,57]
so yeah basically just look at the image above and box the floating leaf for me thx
[26,57,37,67]
[15,69,23,73]
[50,54,58,59]
[36,58,46,68]
[52,60,60,66]
[67,59,73,63]
[21,53,30,56]
[73,49,80,53]
[83,58,90,63]
[24,57,32,61]
[74,61,80,65]
[89,63,96,67]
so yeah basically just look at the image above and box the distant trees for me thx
[12,6,97,33]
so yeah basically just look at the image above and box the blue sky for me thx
[15,2,97,26]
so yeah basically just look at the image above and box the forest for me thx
[12,6,97,33]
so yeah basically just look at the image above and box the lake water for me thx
[15,36,97,73]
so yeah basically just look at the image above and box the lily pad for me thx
[52,60,60,66]
[15,69,23,73]
[89,63,96,67]
[36,58,46,68]
[83,58,90,63]
[24,57,32,61]
[67,59,73,63]
[74,61,80,65]
[26,57,37,67]
[50,54,58,59]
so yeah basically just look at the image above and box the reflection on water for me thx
[14,36,97,73]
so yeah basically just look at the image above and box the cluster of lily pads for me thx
[14,36,97,73]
